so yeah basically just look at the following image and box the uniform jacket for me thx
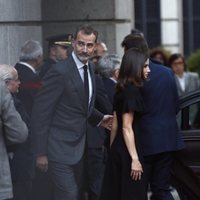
[0,82,28,200]
[39,58,57,80]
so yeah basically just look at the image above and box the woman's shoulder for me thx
[124,83,140,95]
[121,83,144,113]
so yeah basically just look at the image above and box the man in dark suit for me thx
[39,34,73,79]
[14,40,43,200]
[37,34,73,200]
[121,33,184,200]
[15,40,43,116]
[31,24,112,200]
[35,34,74,200]
[85,74,112,200]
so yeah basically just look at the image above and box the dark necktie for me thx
[83,65,89,105]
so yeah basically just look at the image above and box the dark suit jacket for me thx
[86,75,112,148]
[31,55,104,165]
[102,77,116,105]
[15,63,41,116]
[14,63,40,180]
[139,60,184,156]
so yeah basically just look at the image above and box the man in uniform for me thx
[39,34,73,79]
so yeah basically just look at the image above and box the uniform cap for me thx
[46,34,73,48]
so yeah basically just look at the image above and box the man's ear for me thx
[114,69,120,79]
[71,39,75,48]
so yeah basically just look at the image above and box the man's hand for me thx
[36,155,48,172]
[100,115,113,130]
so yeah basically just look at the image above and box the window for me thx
[183,0,200,56]
[134,0,161,49]
[178,101,200,130]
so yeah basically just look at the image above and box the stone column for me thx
[160,0,183,53]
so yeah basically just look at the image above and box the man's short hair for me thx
[74,24,98,42]
[0,64,15,81]
[96,54,121,78]
[19,40,43,62]
[131,28,144,36]
[121,34,149,54]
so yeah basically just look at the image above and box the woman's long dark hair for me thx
[116,48,148,92]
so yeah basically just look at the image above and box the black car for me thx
[171,89,200,200]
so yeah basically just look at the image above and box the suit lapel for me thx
[184,73,190,92]
[174,75,184,95]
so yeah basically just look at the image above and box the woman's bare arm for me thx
[110,111,118,147]
[122,112,143,181]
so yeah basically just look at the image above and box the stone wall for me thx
[0,0,133,64]
[41,0,133,57]
[0,0,42,65]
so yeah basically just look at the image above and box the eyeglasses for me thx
[172,61,184,66]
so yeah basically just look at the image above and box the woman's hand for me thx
[130,159,143,181]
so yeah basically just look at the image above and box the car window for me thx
[177,102,200,130]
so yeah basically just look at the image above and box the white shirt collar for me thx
[18,62,36,73]
[72,52,89,69]
[110,77,117,83]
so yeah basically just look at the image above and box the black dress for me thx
[101,84,147,200]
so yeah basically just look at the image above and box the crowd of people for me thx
[0,23,199,200]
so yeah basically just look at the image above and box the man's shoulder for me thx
[15,62,25,71]
[55,55,74,68]
[186,71,199,78]
[15,63,34,74]
[48,56,75,78]
[15,62,28,69]
[150,59,172,74]
[42,58,56,68]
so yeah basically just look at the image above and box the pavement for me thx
[148,189,180,200]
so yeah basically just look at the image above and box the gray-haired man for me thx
[14,40,43,199]
[0,81,28,200]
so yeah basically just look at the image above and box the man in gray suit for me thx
[0,81,28,200]
[31,24,112,200]
[168,53,200,96]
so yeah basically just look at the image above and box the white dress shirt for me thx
[72,52,93,104]
[176,73,186,92]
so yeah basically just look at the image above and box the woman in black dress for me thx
[101,48,150,200]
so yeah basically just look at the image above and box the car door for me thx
[171,90,200,200]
